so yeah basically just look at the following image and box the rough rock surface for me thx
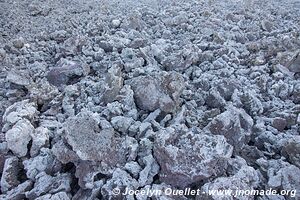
[205,106,253,152]
[1,0,300,199]
[154,127,233,188]
[128,71,185,113]
[47,58,90,88]
[5,119,34,157]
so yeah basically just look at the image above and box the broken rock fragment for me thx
[2,100,38,130]
[62,36,86,56]
[47,58,89,87]
[0,180,33,200]
[63,111,137,170]
[101,168,139,199]
[35,191,71,200]
[30,126,50,156]
[5,119,34,157]
[7,70,32,87]
[205,106,253,152]
[287,51,300,73]
[198,166,260,200]
[25,172,72,199]
[0,156,20,193]
[23,148,62,180]
[154,127,233,188]
[281,136,300,168]
[101,65,124,104]
[64,111,116,162]
[129,72,185,113]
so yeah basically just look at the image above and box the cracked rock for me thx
[23,148,62,180]
[25,172,72,199]
[205,106,253,152]
[5,119,34,157]
[154,127,233,188]
[129,72,184,113]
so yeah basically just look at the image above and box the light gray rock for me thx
[0,180,33,200]
[2,100,38,131]
[25,172,72,199]
[30,127,49,156]
[101,168,139,199]
[111,116,134,134]
[198,166,260,200]
[267,165,300,199]
[112,19,121,28]
[138,154,160,186]
[5,119,34,157]
[124,161,142,179]
[7,70,32,87]
[35,191,71,200]
[23,148,62,180]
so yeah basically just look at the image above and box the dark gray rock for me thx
[281,137,300,168]
[47,59,89,87]
[64,111,138,168]
[205,106,253,152]
[1,156,20,193]
[101,65,124,104]
[62,36,86,56]
[0,48,6,61]
[51,140,80,164]
[287,51,300,73]
[12,37,25,49]
[272,117,287,132]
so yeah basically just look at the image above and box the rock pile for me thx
[0,0,300,199]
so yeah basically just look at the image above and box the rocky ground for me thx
[0,0,300,199]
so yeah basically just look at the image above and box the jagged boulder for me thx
[205,106,253,152]
[129,72,184,113]
[47,59,89,87]
[154,127,233,188]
